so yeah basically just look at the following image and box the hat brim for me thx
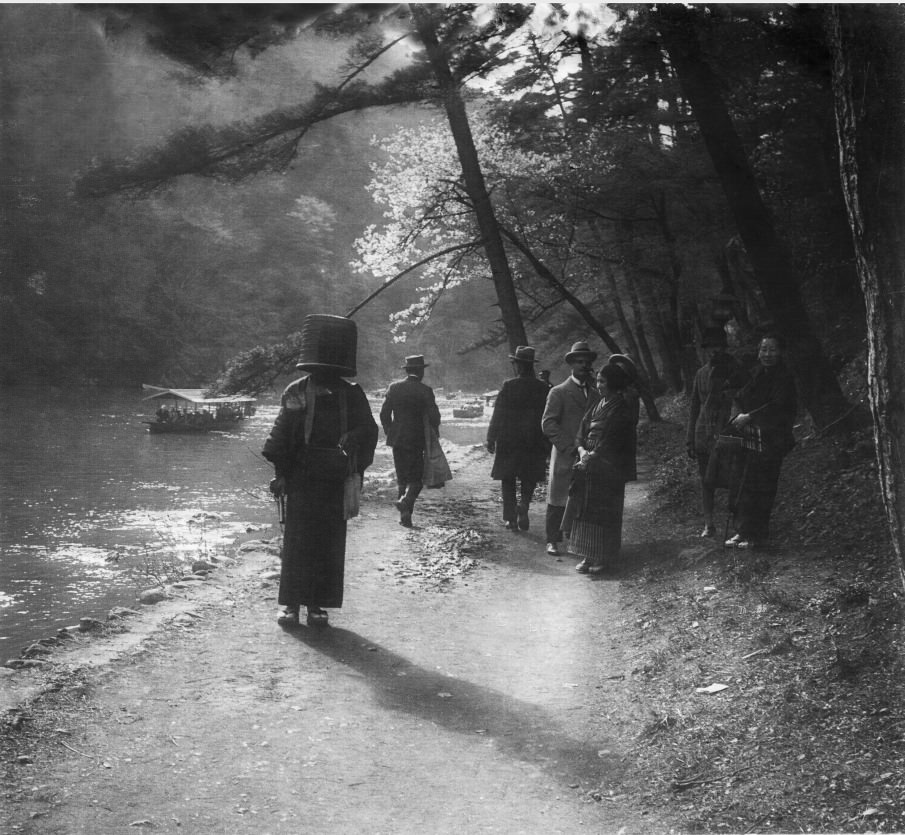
[565,351,597,363]
[296,362,356,376]
[402,363,429,369]
[508,355,538,363]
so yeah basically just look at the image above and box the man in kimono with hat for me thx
[541,341,600,556]
[380,355,441,528]
[263,314,378,628]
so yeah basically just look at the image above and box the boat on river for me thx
[452,402,484,419]
[142,385,257,433]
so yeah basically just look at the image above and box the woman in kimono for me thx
[724,334,797,550]
[566,362,637,575]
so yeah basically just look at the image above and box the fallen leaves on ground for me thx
[618,398,905,833]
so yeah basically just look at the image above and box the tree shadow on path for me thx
[288,625,624,789]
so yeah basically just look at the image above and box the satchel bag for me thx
[423,417,452,488]
[343,462,362,520]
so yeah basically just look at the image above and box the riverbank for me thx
[2,410,904,832]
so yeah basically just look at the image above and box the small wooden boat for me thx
[142,385,256,433]
[452,402,484,419]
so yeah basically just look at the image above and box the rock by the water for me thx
[138,587,168,605]
[79,617,106,633]
[238,540,281,555]
[192,559,216,573]
[5,659,48,669]
[108,606,140,620]
[21,643,52,658]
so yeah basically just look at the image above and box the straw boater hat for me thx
[508,345,538,363]
[402,355,429,369]
[564,341,598,363]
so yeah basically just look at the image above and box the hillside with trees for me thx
[4,3,905,577]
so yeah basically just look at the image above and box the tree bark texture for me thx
[410,5,527,351]
[654,4,850,430]
[626,272,663,392]
[827,4,905,589]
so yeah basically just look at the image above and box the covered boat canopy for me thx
[141,385,256,407]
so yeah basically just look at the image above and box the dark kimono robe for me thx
[263,376,378,610]
[564,394,636,566]
[731,362,797,543]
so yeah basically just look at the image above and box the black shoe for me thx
[400,510,413,528]
[504,520,519,531]
[517,509,529,531]
[546,542,560,556]
[575,559,590,573]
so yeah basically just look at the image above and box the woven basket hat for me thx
[296,314,358,376]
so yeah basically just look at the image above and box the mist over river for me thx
[0,386,489,657]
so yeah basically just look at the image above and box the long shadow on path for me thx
[288,624,624,789]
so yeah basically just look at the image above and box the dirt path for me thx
[2,446,671,834]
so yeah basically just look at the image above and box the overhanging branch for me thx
[345,239,482,317]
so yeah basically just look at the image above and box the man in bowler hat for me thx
[486,346,551,532]
[541,341,601,555]
[380,355,441,527]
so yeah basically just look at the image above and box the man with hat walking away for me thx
[542,341,601,556]
[486,346,551,532]
[263,314,378,628]
[380,355,441,528]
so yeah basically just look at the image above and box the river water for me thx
[0,386,489,658]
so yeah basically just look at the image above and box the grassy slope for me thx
[618,396,905,833]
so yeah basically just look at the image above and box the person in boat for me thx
[486,346,550,532]
[380,355,441,528]
[263,315,378,628]
[541,341,601,557]
[155,404,171,422]
[564,361,637,575]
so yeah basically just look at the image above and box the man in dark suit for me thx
[541,341,600,556]
[486,346,550,532]
[380,355,441,528]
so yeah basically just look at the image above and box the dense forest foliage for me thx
[0,3,871,395]
[5,3,905,578]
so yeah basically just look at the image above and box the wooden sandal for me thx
[277,607,300,626]
[306,608,329,627]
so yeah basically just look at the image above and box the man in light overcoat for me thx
[541,341,600,555]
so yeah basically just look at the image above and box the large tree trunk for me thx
[827,4,905,590]
[626,273,663,392]
[636,268,682,392]
[654,4,850,430]
[410,5,527,351]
